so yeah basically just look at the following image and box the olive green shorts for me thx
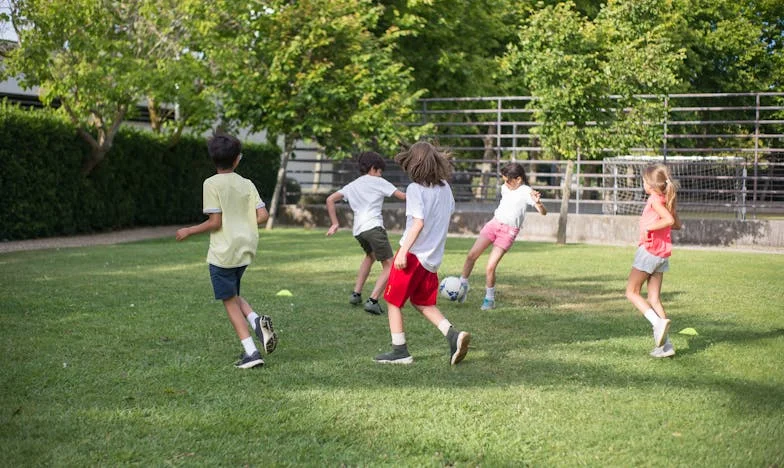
[355,226,394,262]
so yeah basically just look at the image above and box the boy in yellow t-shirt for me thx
[176,133,278,369]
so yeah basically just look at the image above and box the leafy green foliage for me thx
[2,0,220,172]
[0,101,279,240]
[502,0,686,158]
[215,0,425,158]
[376,0,525,97]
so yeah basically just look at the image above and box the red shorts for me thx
[383,252,439,308]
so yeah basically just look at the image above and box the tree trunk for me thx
[556,159,574,245]
[265,135,294,230]
[71,104,127,175]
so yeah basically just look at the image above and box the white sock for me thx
[247,311,260,329]
[437,319,452,336]
[241,336,258,356]
[485,287,495,300]
[391,332,406,346]
[643,308,661,326]
[459,276,468,285]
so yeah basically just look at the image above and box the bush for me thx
[0,100,280,240]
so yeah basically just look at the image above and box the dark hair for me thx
[357,151,386,174]
[208,133,242,170]
[500,162,528,184]
[394,141,452,186]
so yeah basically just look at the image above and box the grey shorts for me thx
[355,226,394,262]
[632,246,670,274]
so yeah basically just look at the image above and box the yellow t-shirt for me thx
[202,172,265,268]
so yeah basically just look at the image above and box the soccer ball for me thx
[439,276,462,301]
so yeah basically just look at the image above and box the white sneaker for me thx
[650,340,675,358]
[457,282,469,303]
[652,318,671,348]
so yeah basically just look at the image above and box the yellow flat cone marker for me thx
[678,327,698,336]
[276,289,293,297]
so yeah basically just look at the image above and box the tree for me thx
[375,0,524,98]
[1,0,217,173]
[214,0,426,229]
[502,0,685,243]
[676,0,784,93]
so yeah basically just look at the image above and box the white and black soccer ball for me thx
[439,276,462,301]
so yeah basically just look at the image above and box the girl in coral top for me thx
[625,164,681,358]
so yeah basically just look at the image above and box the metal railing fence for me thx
[286,93,784,219]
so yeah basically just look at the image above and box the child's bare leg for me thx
[237,296,253,318]
[462,236,492,280]
[413,303,470,365]
[625,268,653,314]
[387,303,404,334]
[224,296,251,340]
[646,272,667,319]
[413,303,446,327]
[370,258,392,300]
[354,253,375,294]
[484,245,507,289]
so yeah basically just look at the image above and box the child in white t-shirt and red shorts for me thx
[459,162,547,310]
[326,151,406,315]
[374,141,471,366]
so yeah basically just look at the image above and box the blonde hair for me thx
[395,141,453,186]
[642,164,678,213]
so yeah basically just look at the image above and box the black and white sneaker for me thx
[374,344,413,364]
[255,315,278,354]
[235,350,264,369]
[447,328,471,365]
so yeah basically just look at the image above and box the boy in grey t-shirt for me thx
[326,152,406,315]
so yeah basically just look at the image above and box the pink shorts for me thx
[479,218,520,251]
[383,252,439,308]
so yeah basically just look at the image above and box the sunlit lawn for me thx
[1,228,782,466]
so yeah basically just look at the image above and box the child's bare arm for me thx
[394,218,423,270]
[176,213,222,241]
[256,207,269,225]
[393,190,406,201]
[325,192,344,236]
[531,190,547,215]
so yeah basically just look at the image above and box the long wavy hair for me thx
[394,141,453,187]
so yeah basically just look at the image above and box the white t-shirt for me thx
[400,181,455,272]
[494,184,537,229]
[202,172,265,268]
[337,174,398,236]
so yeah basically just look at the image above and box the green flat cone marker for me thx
[678,327,698,336]
[276,289,293,297]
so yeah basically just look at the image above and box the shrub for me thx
[0,100,280,240]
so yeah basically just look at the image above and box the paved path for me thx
[2,225,781,254]
[0,226,180,254]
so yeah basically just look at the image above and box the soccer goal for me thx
[602,156,748,219]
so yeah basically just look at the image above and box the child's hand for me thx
[175,228,190,241]
[394,251,407,270]
[326,224,339,236]
[531,190,541,203]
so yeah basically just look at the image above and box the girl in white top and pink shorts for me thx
[459,162,547,310]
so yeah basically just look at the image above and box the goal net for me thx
[602,156,748,219]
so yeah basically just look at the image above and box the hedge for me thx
[0,100,281,240]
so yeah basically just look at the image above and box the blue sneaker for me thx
[457,282,469,303]
[234,350,264,369]
[480,298,495,310]
[254,315,278,354]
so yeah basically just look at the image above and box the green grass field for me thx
[1,228,782,466]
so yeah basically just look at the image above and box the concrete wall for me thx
[280,204,784,249]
